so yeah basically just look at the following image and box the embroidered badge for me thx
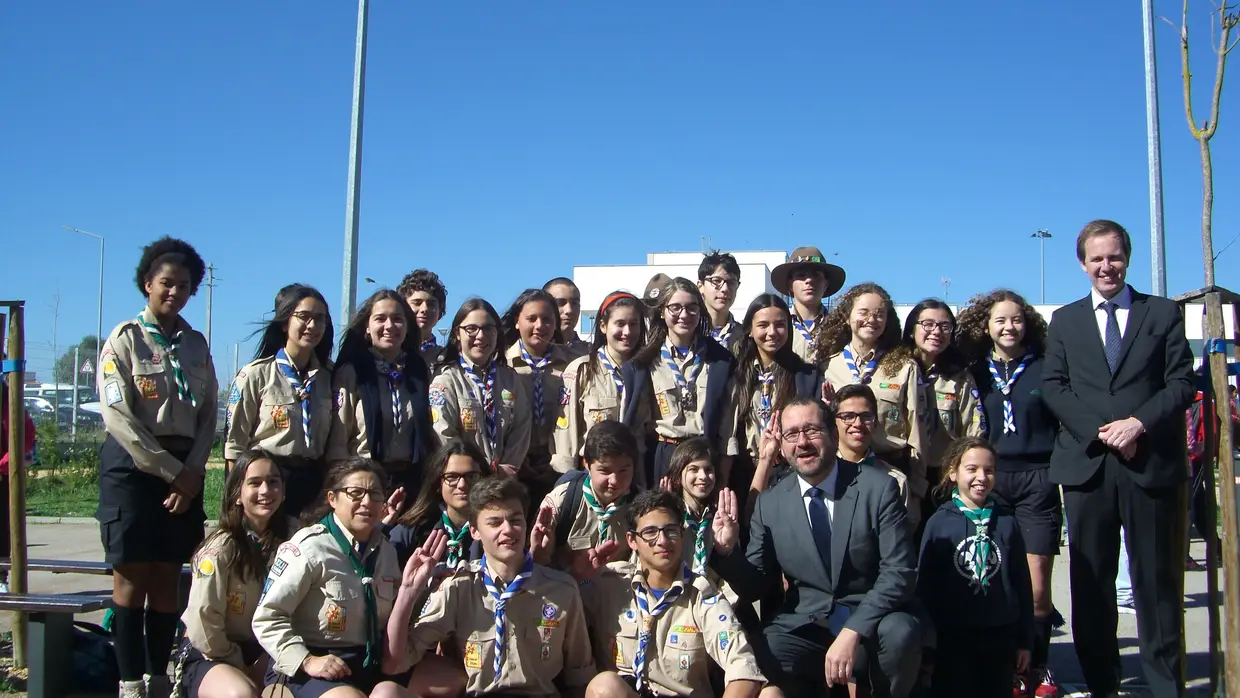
[887,406,901,423]
[429,385,446,407]
[540,644,552,661]
[937,391,957,401]
[277,542,301,557]
[325,603,346,632]
[272,558,288,577]
[656,393,672,417]
[556,415,569,430]
[589,409,610,425]
[228,385,241,405]
[196,558,215,577]
[461,408,478,433]
[701,595,719,606]
[718,631,731,652]
[538,626,554,643]
[612,639,624,667]
[717,614,728,622]
[464,641,482,669]
[541,603,558,620]
[559,385,570,406]
[878,382,901,391]
[431,407,440,423]
[102,359,117,377]
[104,382,123,406]
[501,389,514,402]
[227,591,246,616]
[272,405,290,430]
[136,376,158,399]
[671,625,698,633]
[260,578,272,602]
[624,610,636,621]
[669,633,679,646]
[679,654,691,671]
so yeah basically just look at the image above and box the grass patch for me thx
[28,466,226,518]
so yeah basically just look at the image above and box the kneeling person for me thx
[582,490,777,698]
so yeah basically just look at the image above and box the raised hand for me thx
[821,381,836,407]
[401,529,447,590]
[383,487,407,525]
[712,488,740,554]
[569,539,621,582]
[529,506,556,561]
[758,413,782,467]
[657,476,673,492]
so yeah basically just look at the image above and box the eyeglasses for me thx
[666,304,701,317]
[853,309,886,321]
[781,426,826,443]
[442,472,482,487]
[917,320,954,334]
[460,324,498,337]
[334,487,385,503]
[632,524,684,544]
[836,412,877,426]
[291,311,329,326]
[703,276,740,291]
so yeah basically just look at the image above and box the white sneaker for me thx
[146,674,171,698]
[120,680,147,698]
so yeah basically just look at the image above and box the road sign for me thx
[80,359,94,374]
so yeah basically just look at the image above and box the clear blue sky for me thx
[3,1,1236,386]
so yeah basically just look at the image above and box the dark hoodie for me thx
[917,497,1034,649]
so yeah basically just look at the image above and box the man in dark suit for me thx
[715,395,920,698]
[1042,219,1194,698]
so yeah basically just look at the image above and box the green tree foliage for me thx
[52,335,102,384]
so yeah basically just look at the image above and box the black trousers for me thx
[930,626,1018,698]
[1063,461,1185,698]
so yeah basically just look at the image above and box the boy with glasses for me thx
[832,384,912,515]
[697,252,744,352]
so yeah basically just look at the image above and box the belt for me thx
[657,435,683,445]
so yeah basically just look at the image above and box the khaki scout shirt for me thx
[429,360,531,468]
[560,335,592,363]
[919,369,983,474]
[580,563,766,698]
[182,530,266,667]
[402,560,595,696]
[707,317,743,354]
[504,342,571,459]
[823,351,928,498]
[225,355,333,461]
[252,517,402,677]
[538,478,632,568]
[632,354,739,457]
[98,309,218,482]
[789,305,827,365]
[327,359,420,464]
[551,353,627,473]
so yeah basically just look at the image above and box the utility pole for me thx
[341,0,370,322]
[71,347,79,442]
[1142,0,1168,296]
[1031,229,1053,303]
[232,343,239,383]
[63,226,105,367]
[941,277,951,303]
[204,264,218,350]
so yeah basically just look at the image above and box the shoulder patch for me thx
[228,385,241,405]
[104,382,123,406]
[559,385,570,406]
[277,541,303,557]
[429,385,446,407]
[196,558,216,577]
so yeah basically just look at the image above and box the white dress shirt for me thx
[1091,284,1132,342]
[797,459,840,528]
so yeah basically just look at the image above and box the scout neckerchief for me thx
[842,344,882,385]
[710,317,735,346]
[275,348,318,449]
[137,310,195,405]
[420,336,437,353]
[459,355,499,456]
[684,504,712,575]
[481,553,535,680]
[791,305,824,347]
[632,568,691,692]
[375,353,406,433]
[756,361,775,432]
[918,361,939,388]
[440,507,471,569]
[987,352,1034,434]
[596,348,625,403]
[661,340,704,411]
[951,488,996,592]
[321,514,381,667]
[582,473,625,539]
[519,342,552,427]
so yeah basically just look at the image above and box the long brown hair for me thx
[816,282,912,377]
[202,449,290,584]
[954,289,1049,364]
[398,439,491,528]
[633,277,710,366]
[582,292,648,386]
[440,298,507,368]
[664,437,717,502]
[735,294,802,427]
[336,289,421,366]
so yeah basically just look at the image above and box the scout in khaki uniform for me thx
[176,451,290,698]
[227,284,335,517]
[384,439,489,568]
[534,421,636,570]
[544,277,592,361]
[579,490,773,698]
[697,252,745,353]
[623,278,739,489]
[99,237,217,698]
[552,292,647,474]
[769,247,846,365]
[396,268,448,364]
[328,290,434,501]
[253,459,407,698]
[831,385,914,517]
[384,476,595,697]
[502,289,574,511]
[430,299,532,476]
[819,283,928,523]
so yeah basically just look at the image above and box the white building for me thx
[573,250,789,335]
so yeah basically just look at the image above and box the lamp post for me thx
[63,226,105,365]
[1031,229,1053,303]
[1142,0,1168,296]
[341,0,370,322]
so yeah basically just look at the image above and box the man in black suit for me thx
[716,396,920,698]
[1042,219,1194,698]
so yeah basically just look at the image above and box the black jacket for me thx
[970,354,1058,470]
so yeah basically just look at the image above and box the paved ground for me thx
[0,523,1221,697]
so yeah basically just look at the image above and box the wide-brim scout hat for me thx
[643,273,673,308]
[771,246,846,297]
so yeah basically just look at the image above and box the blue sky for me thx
[3,1,1236,386]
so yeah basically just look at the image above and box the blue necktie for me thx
[1102,301,1122,374]
[806,487,833,583]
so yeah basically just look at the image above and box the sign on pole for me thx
[80,359,94,374]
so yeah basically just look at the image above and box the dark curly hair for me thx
[134,236,206,297]
[816,282,912,378]
[396,269,447,310]
[954,289,1049,364]
[902,298,966,378]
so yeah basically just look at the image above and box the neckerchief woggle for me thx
[660,340,703,409]
[582,473,625,539]
[440,507,471,569]
[519,342,552,427]
[951,489,996,593]
[756,362,775,432]
[684,506,712,575]
[376,353,406,433]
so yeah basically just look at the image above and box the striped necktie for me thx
[632,574,689,692]
[275,349,317,449]
[520,342,552,427]
[137,312,195,405]
[481,554,534,680]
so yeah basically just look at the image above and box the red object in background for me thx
[0,389,36,476]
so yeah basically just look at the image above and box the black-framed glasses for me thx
[666,304,701,317]
[836,412,877,426]
[781,426,826,443]
[917,320,954,334]
[291,311,329,326]
[703,276,740,291]
[632,524,684,544]
[460,324,498,337]
[442,472,482,487]
[334,487,384,503]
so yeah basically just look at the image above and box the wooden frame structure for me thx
[1,301,29,668]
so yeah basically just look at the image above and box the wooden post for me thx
[3,303,27,669]
[1205,292,1240,692]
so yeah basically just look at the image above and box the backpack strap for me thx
[554,469,588,549]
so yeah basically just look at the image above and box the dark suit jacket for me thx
[1041,286,1195,489]
[717,459,917,639]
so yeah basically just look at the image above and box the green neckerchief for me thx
[137,310,195,405]
[582,473,626,539]
[683,504,712,575]
[440,508,471,568]
[951,488,995,592]
[321,515,380,667]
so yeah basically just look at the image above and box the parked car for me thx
[24,396,56,424]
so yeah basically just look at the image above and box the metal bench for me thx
[0,594,109,698]
[0,558,114,575]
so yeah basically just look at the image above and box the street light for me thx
[63,226,105,367]
[341,0,370,322]
[1031,229,1053,304]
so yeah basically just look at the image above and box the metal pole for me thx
[205,264,215,350]
[341,0,370,322]
[1040,236,1046,304]
[71,347,79,442]
[232,343,239,382]
[63,227,106,366]
[1143,0,1168,296]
